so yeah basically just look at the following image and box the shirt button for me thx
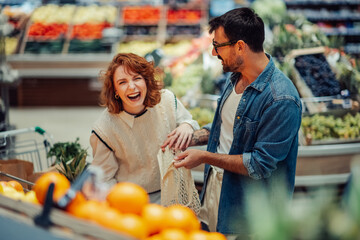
[243,99,246,102]
[237,116,240,119]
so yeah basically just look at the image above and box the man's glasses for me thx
[212,39,237,54]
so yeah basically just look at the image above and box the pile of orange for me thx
[10,173,227,240]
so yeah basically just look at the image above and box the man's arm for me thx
[174,149,249,176]
[189,128,210,146]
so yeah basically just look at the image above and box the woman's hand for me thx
[161,123,194,152]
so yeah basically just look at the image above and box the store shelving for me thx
[284,0,360,55]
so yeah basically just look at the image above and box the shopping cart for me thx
[0,126,53,173]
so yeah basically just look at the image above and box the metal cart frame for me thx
[0,126,53,172]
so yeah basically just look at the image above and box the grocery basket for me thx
[0,126,53,173]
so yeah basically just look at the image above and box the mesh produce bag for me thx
[157,147,200,215]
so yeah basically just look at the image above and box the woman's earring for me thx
[115,93,119,99]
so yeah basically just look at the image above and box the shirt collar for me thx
[229,53,274,93]
[119,109,148,128]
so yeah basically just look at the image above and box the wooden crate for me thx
[285,47,327,114]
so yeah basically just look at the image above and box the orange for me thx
[8,180,24,193]
[208,232,227,240]
[164,205,199,232]
[160,228,188,240]
[95,206,123,230]
[141,203,167,235]
[191,217,201,231]
[145,234,163,240]
[188,230,211,240]
[33,172,70,205]
[65,192,87,214]
[112,213,148,239]
[71,200,105,221]
[106,182,149,215]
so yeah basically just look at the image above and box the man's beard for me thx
[221,55,243,73]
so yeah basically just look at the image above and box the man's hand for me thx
[161,123,194,152]
[173,149,206,169]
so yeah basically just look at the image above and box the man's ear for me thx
[236,40,246,52]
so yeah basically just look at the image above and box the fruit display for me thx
[168,63,204,98]
[25,4,75,54]
[162,40,192,57]
[301,112,360,143]
[167,9,202,24]
[5,37,18,55]
[72,5,117,25]
[0,174,227,240]
[117,40,159,57]
[68,5,117,53]
[122,5,161,24]
[335,55,360,97]
[28,4,75,40]
[295,53,342,97]
[188,107,215,128]
[70,5,117,40]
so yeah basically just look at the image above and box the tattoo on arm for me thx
[190,128,210,146]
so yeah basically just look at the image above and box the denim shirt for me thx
[201,55,302,235]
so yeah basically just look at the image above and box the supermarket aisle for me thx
[8,106,104,162]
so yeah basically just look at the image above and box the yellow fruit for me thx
[3,187,25,200]
[0,181,9,187]
[106,182,149,215]
[3,185,17,194]
[23,190,40,204]
[8,180,24,193]
[141,203,167,235]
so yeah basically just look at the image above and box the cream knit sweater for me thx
[90,89,199,193]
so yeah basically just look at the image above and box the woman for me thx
[90,53,199,203]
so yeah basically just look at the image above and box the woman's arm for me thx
[161,96,200,151]
[90,133,118,186]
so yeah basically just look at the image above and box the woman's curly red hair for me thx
[99,53,163,114]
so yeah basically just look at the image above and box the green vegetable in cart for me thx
[47,138,88,182]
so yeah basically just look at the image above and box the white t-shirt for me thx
[198,86,242,231]
[217,87,243,155]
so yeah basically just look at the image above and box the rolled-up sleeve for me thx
[90,133,118,186]
[243,99,301,180]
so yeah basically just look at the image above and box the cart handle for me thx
[35,126,46,135]
[0,126,46,138]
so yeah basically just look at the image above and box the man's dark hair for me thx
[209,7,264,52]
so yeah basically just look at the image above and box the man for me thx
[162,7,302,237]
